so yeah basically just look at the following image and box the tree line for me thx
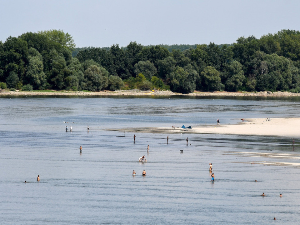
[1,29,300,93]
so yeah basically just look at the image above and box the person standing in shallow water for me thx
[211,173,214,181]
[209,163,212,172]
[37,175,40,182]
[147,145,149,152]
[80,146,82,153]
[142,170,146,176]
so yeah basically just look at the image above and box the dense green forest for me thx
[1,29,300,93]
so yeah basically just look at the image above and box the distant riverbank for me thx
[1,89,300,97]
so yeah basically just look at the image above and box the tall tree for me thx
[134,60,157,80]
[25,48,46,89]
[38,29,76,51]
[201,66,222,91]
[84,65,109,91]
[223,60,245,91]
[168,65,198,94]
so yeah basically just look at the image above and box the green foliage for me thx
[6,71,19,89]
[49,49,67,90]
[157,56,176,79]
[134,60,157,80]
[38,29,76,51]
[65,75,79,91]
[168,65,199,93]
[0,69,4,80]
[22,84,33,91]
[84,65,108,91]
[151,76,165,89]
[108,75,124,91]
[223,60,245,91]
[137,80,152,90]
[26,48,46,89]
[0,82,7,89]
[2,29,300,93]
[124,73,152,90]
[201,66,222,91]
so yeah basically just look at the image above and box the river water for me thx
[1,96,300,224]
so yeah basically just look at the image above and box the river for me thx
[1,96,300,224]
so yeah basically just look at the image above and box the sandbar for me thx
[109,118,300,138]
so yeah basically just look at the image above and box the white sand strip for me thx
[190,118,300,138]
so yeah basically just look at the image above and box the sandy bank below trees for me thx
[1,90,300,97]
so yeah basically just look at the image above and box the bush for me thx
[108,75,124,91]
[151,76,165,89]
[0,82,7,89]
[290,87,300,93]
[22,84,33,91]
[6,72,19,89]
[137,80,152,90]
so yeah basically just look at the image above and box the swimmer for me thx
[280,194,282,197]
[66,126,68,132]
[134,134,136,142]
[132,170,136,175]
[24,181,26,183]
[37,175,40,182]
[217,119,220,124]
[147,145,149,152]
[211,173,215,181]
[80,146,82,153]
[209,163,212,171]
[261,193,265,196]
[186,137,188,144]
[142,170,146,176]
[255,180,257,182]
[87,126,89,131]
[70,126,72,132]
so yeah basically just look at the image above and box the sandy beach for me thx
[110,118,300,138]
[1,89,300,97]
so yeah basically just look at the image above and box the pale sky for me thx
[1,0,299,48]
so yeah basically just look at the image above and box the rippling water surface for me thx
[1,96,300,224]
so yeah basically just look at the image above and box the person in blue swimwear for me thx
[211,173,214,181]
